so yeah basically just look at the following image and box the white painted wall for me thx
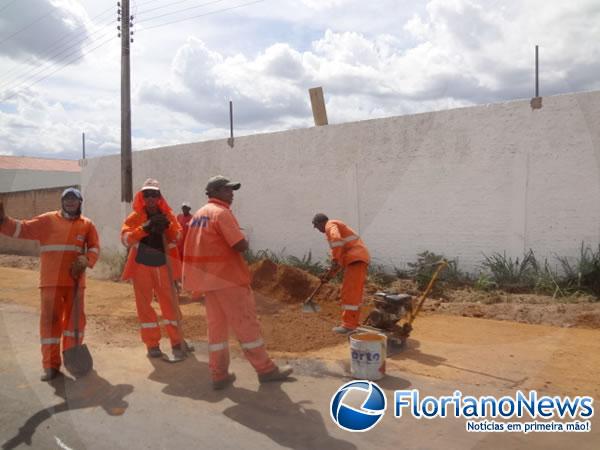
[82,90,600,273]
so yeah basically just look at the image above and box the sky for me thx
[0,0,599,160]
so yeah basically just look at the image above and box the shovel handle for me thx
[407,260,448,325]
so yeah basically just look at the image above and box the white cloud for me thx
[1,0,600,158]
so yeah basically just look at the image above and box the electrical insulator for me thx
[130,38,134,43]
[117,2,120,6]
[117,17,120,22]
[118,33,121,37]
[117,25,121,30]
[118,9,121,14]
[130,15,134,20]
[130,31,134,35]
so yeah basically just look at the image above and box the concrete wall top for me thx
[82,90,600,272]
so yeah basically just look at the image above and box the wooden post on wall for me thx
[309,87,328,126]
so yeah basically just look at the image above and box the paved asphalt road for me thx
[1,303,598,450]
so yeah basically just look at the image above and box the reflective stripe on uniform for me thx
[168,243,177,249]
[240,338,264,350]
[329,235,359,249]
[13,220,22,238]
[121,233,130,246]
[140,322,159,329]
[39,244,83,253]
[161,320,179,327]
[87,247,99,254]
[342,304,360,311]
[208,342,228,352]
[63,330,85,337]
[41,337,61,345]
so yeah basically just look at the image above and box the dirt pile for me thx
[250,259,339,305]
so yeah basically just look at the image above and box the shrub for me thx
[556,242,600,298]
[480,250,538,292]
[407,251,465,292]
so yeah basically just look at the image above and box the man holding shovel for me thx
[0,188,100,381]
[182,175,293,390]
[312,213,370,334]
[121,178,185,361]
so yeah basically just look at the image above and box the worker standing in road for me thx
[121,178,184,359]
[312,213,370,334]
[0,188,100,381]
[176,202,193,262]
[182,175,293,390]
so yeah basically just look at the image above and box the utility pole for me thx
[82,132,86,160]
[119,0,133,202]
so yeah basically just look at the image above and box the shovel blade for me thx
[63,344,93,377]
[162,352,186,363]
[302,301,321,313]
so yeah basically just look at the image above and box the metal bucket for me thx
[349,332,387,380]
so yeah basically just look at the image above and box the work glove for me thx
[70,255,88,279]
[149,213,170,234]
[320,262,340,282]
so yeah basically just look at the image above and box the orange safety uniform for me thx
[325,219,370,329]
[176,213,193,262]
[182,198,275,383]
[0,211,99,369]
[121,191,183,349]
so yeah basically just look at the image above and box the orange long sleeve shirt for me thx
[0,211,100,287]
[325,219,370,267]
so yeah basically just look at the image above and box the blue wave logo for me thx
[330,380,387,432]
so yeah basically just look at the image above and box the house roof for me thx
[0,155,81,172]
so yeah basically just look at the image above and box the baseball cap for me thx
[141,178,160,191]
[61,187,83,200]
[205,175,241,193]
[182,201,191,208]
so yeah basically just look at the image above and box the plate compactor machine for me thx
[354,260,448,353]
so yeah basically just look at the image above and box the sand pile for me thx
[250,259,339,305]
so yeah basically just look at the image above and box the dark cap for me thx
[206,175,241,193]
[61,187,83,200]
[312,213,328,225]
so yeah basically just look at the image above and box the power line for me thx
[0,5,116,89]
[0,17,116,89]
[0,22,115,91]
[0,32,116,101]
[0,6,59,47]
[0,0,19,15]
[136,0,229,24]
[138,0,265,30]
[136,0,211,17]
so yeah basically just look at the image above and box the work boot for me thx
[147,346,163,358]
[212,373,236,390]
[40,368,61,382]
[258,365,294,384]
[332,326,355,335]
[171,344,186,360]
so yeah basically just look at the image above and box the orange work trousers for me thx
[340,261,368,329]
[204,286,275,382]
[40,285,86,369]
[132,264,182,348]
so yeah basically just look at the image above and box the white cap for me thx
[141,178,160,191]
[182,201,191,208]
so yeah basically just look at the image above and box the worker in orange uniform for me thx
[121,178,184,359]
[182,175,293,390]
[176,202,193,261]
[0,188,100,381]
[312,213,370,334]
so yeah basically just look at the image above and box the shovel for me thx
[63,278,93,377]
[302,281,324,313]
[161,234,193,363]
